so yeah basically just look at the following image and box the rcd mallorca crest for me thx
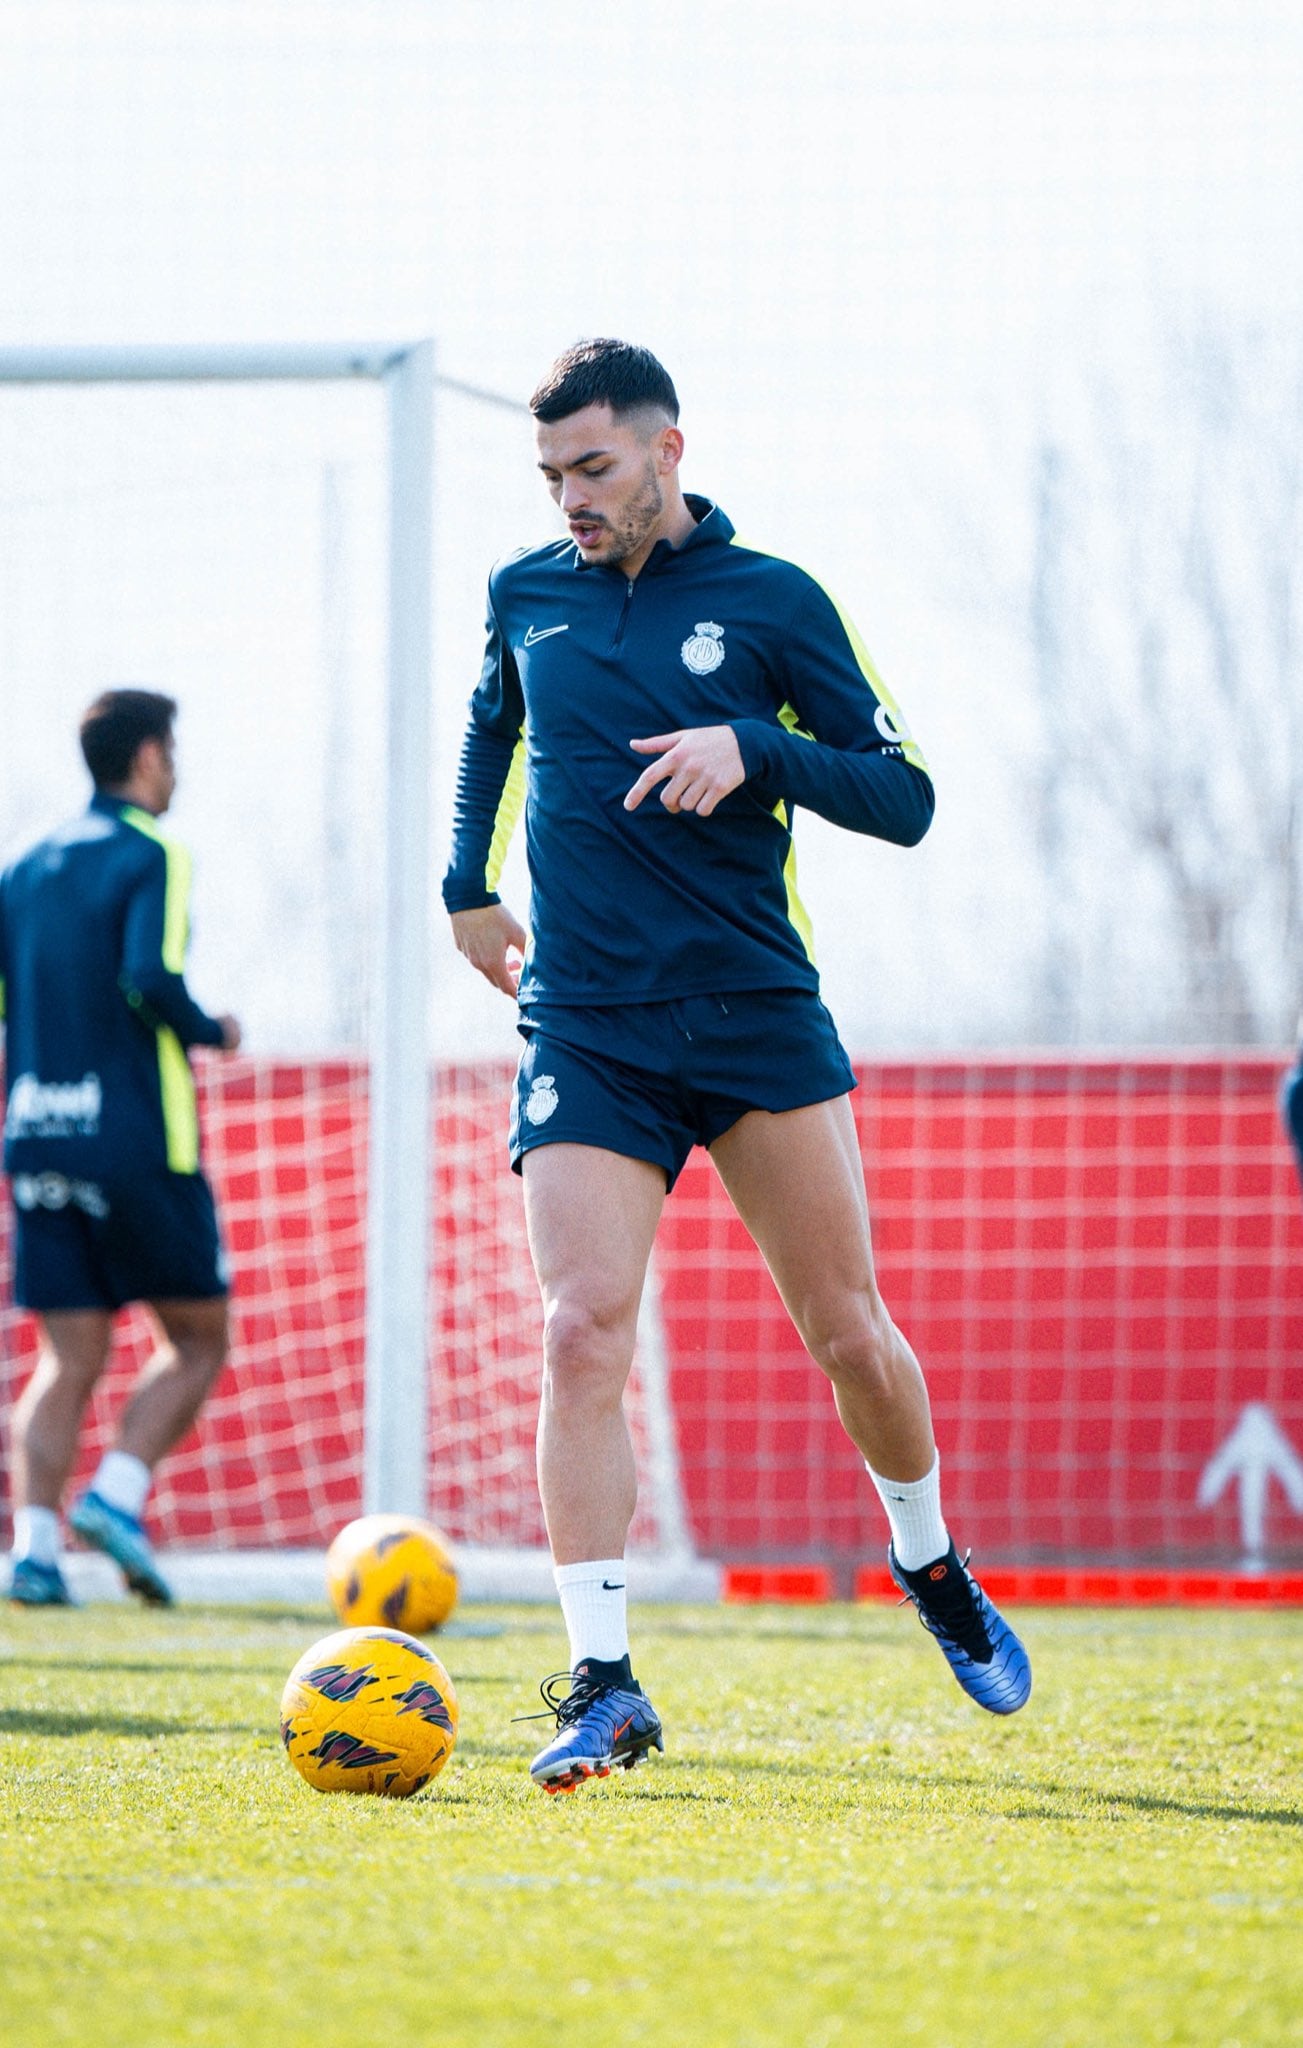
[525,1074,559,1126]
[681,622,726,676]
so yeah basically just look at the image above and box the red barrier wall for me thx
[658,1059,1303,1566]
[2,1055,1301,1567]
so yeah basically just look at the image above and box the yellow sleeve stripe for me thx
[775,800,816,963]
[120,804,200,1173]
[157,1028,200,1172]
[121,805,192,970]
[821,585,930,775]
[778,701,814,741]
[729,533,930,776]
[486,735,527,893]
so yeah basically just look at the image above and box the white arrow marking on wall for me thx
[1197,1403,1303,1562]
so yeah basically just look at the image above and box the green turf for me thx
[1,1599,1299,2047]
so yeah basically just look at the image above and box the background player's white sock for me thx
[12,1506,61,1566]
[554,1558,630,1669]
[90,1450,151,1519]
[867,1452,949,1570]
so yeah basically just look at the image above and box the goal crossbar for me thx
[0,342,423,384]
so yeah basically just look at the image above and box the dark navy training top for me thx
[0,793,225,1178]
[442,497,935,1007]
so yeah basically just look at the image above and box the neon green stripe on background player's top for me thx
[121,805,201,1172]
[155,1026,200,1172]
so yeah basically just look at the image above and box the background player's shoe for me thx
[8,1556,75,1606]
[526,1661,664,1794]
[69,1490,174,1606]
[889,1540,1031,1714]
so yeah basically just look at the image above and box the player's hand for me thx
[218,1015,242,1052]
[450,903,528,997]
[624,725,746,817]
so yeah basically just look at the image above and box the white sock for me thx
[91,1451,151,1519]
[867,1452,949,1570]
[553,1558,630,1669]
[12,1506,61,1567]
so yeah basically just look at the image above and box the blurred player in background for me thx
[1283,1019,1303,1198]
[1,688,241,1607]
[444,339,1031,1794]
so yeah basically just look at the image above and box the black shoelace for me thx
[511,1670,618,1728]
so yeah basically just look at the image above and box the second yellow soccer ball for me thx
[325,1512,458,1633]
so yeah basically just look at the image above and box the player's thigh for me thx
[709,1094,883,1327]
[11,1180,115,1315]
[521,1142,666,1330]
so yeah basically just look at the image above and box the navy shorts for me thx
[10,1165,229,1312]
[510,989,857,1189]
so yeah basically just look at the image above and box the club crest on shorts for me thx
[525,1074,559,1126]
[681,621,725,676]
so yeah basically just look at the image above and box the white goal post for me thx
[0,342,436,1520]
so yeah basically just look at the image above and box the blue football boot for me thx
[889,1541,1031,1715]
[525,1657,664,1794]
[8,1556,76,1606]
[69,1490,174,1606]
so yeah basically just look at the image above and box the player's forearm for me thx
[730,720,935,845]
[442,720,522,911]
[119,966,227,1047]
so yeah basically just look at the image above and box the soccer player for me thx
[443,339,1031,1794]
[1,689,241,1607]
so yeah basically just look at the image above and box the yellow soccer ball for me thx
[325,1512,458,1633]
[280,1625,459,1798]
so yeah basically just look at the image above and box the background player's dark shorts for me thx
[510,989,857,1188]
[10,1166,229,1311]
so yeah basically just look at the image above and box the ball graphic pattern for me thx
[280,1625,459,1797]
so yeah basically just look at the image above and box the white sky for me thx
[1,0,1300,1052]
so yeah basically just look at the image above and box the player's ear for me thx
[656,424,684,475]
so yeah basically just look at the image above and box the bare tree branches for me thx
[1029,320,1303,1043]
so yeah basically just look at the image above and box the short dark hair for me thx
[530,338,679,425]
[79,688,177,788]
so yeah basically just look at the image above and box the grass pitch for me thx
[1,1598,1299,2048]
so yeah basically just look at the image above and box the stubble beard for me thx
[602,461,665,569]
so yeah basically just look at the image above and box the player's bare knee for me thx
[154,1298,228,1381]
[23,1348,104,1407]
[541,1297,634,1403]
[812,1302,901,1403]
